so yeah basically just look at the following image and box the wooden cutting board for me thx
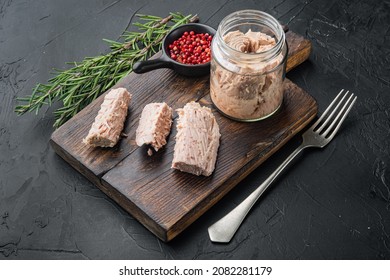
[51,30,317,241]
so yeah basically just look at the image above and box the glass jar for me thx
[210,10,287,121]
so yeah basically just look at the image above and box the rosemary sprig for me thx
[15,12,197,128]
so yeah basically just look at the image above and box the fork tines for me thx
[312,89,357,139]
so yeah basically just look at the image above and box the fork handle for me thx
[208,144,307,243]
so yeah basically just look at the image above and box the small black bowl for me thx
[133,23,217,77]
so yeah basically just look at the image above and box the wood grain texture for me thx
[285,31,311,72]
[51,30,316,241]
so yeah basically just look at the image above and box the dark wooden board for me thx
[51,30,317,241]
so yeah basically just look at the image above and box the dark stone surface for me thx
[0,0,389,259]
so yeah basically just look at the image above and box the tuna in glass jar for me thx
[210,10,287,121]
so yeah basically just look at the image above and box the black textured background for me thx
[0,0,389,259]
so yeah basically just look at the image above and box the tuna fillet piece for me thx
[83,87,131,147]
[136,102,173,153]
[172,102,221,176]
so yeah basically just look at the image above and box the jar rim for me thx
[216,10,285,60]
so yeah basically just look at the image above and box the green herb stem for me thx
[15,12,198,128]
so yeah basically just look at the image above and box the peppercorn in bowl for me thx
[133,23,216,77]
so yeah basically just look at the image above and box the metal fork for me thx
[208,89,357,243]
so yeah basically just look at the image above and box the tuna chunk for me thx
[136,102,173,153]
[83,87,131,147]
[172,102,221,176]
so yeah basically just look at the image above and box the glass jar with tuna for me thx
[210,10,287,121]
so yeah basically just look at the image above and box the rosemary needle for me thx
[15,12,197,128]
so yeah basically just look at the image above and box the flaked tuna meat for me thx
[83,87,131,147]
[136,102,173,154]
[172,102,221,176]
[210,29,284,120]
